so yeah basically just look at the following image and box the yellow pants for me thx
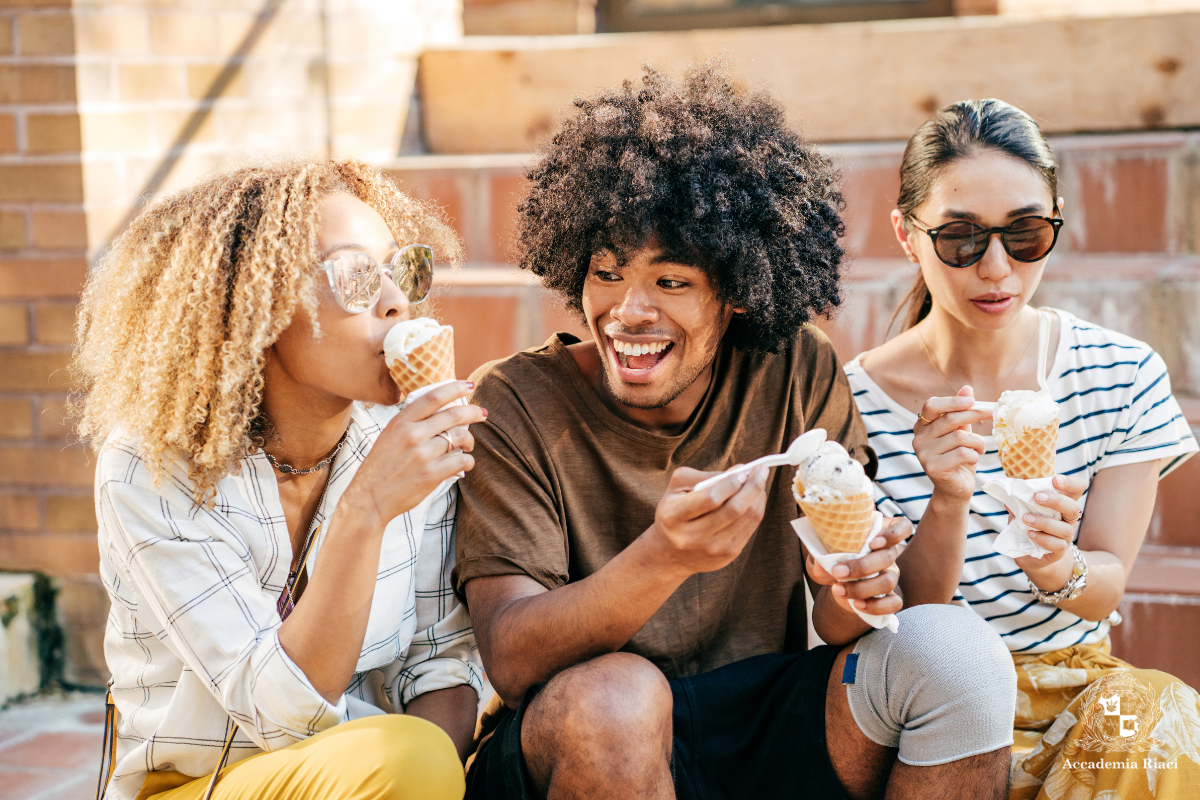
[136,715,464,800]
[1009,639,1200,799]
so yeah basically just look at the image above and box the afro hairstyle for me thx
[516,61,846,353]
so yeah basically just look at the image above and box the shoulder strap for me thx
[1036,309,1053,395]
[94,686,117,800]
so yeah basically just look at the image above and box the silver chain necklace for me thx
[264,429,349,475]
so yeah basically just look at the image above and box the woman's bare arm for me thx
[1020,460,1159,621]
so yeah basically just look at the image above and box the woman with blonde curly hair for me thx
[73,158,486,800]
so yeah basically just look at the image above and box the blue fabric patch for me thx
[842,653,858,685]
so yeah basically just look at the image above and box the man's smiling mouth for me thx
[611,338,674,372]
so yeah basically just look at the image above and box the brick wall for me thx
[0,0,462,687]
[0,1,92,583]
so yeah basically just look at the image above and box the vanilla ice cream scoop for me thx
[798,441,871,501]
[384,317,451,373]
[993,390,1059,447]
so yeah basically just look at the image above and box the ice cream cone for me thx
[796,491,876,554]
[388,327,455,402]
[997,420,1059,480]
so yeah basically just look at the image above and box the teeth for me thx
[613,340,669,356]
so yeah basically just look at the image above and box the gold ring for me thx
[1064,509,1083,525]
[437,431,454,454]
[917,413,932,424]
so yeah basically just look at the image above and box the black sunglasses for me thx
[908,214,1064,268]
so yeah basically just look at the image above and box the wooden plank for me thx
[420,12,1200,152]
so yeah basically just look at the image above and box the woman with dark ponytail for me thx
[845,99,1200,798]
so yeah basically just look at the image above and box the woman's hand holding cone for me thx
[342,380,485,525]
[1015,473,1086,580]
[804,518,909,615]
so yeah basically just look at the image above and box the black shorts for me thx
[465,645,847,800]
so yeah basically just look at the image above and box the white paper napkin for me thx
[791,512,899,633]
[981,475,1059,558]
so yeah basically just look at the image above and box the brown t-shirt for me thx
[454,326,875,680]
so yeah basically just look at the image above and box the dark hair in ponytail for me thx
[889,99,1059,333]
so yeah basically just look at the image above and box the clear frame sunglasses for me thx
[318,243,434,314]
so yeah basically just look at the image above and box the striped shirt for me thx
[844,307,1197,654]
[97,402,482,800]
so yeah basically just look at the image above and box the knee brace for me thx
[844,605,1017,766]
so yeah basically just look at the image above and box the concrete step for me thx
[416,12,1200,153]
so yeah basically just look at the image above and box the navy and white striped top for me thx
[845,307,1197,654]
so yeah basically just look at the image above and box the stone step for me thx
[416,12,1200,153]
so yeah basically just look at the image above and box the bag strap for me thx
[94,685,117,800]
[199,523,323,800]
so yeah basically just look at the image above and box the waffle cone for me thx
[797,492,876,554]
[388,327,456,402]
[997,420,1059,479]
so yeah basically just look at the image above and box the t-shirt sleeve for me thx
[1098,349,1198,478]
[795,326,878,480]
[453,368,570,600]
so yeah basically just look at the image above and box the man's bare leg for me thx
[825,644,1010,800]
[521,652,674,800]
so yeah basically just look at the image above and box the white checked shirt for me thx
[97,402,482,800]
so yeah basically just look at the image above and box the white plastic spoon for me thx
[691,429,827,493]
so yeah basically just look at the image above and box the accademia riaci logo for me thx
[1078,672,1161,752]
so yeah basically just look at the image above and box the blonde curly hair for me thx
[72,158,462,505]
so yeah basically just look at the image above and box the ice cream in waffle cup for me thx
[384,318,465,477]
[384,318,458,406]
[790,438,898,632]
[977,311,1064,558]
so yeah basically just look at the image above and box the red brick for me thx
[0,399,34,438]
[0,532,99,575]
[0,443,93,486]
[0,113,15,153]
[46,494,96,532]
[30,211,88,250]
[0,210,26,250]
[1070,156,1170,253]
[1110,595,1200,690]
[37,396,72,439]
[486,173,528,264]
[0,352,74,391]
[0,165,84,202]
[17,12,75,56]
[0,493,39,530]
[0,303,27,344]
[1146,454,1200,547]
[34,302,76,344]
[148,13,216,57]
[26,113,82,154]
[0,257,87,298]
[0,18,11,56]
[839,163,904,259]
[435,294,522,378]
[0,64,77,104]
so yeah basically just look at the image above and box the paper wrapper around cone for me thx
[794,479,876,553]
[997,420,1059,480]
[388,328,456,402]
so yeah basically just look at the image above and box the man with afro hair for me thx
[454,63,1016,800]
